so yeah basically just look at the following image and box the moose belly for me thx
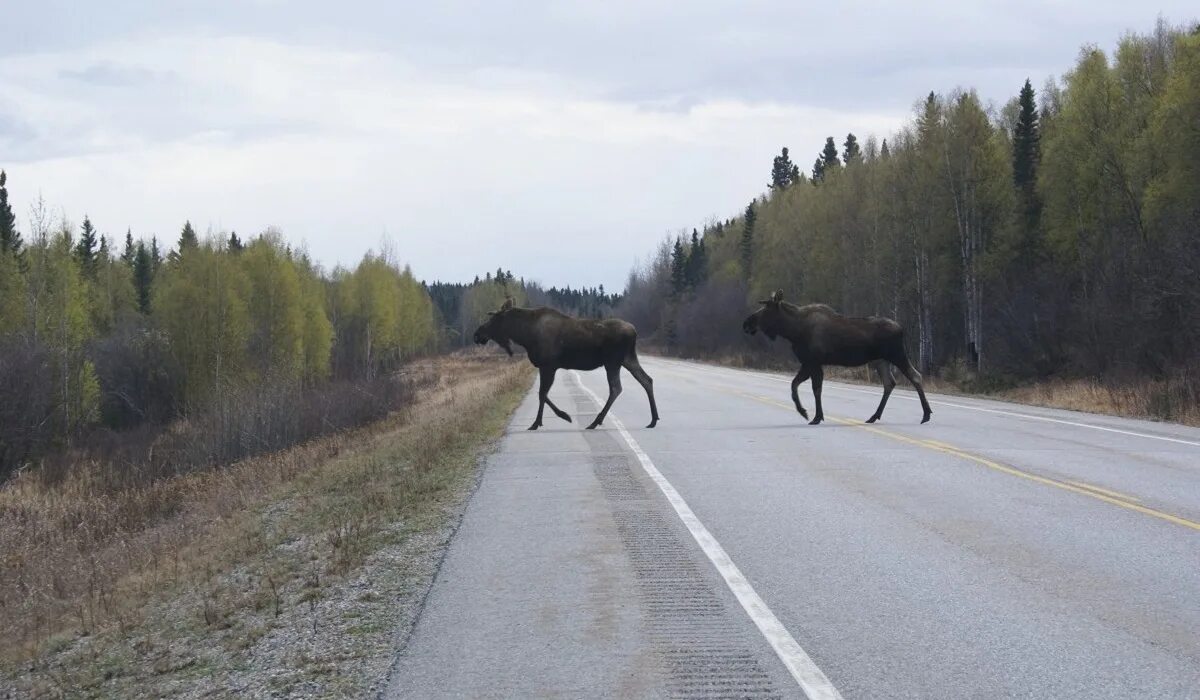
[820,347,883,367]
[559,347,607,371]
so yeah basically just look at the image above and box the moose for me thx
[473,298,660,431]
[742,291,932,425]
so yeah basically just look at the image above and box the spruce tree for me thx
[812,157,826,184]
[228,231,244,252]
[150,236,163,270]
[686,228,707,288]
[133,241,154,314]
[0,170,20,255]
[1012,78,1042,231]
[170,221,198,265]
[179,220,198,250]
[769,147,798,189]
[670,236,688,296]
[880,138,890,159]
[843,133,862,164]
[821,137,840,170]
[76,215,99,277]
[740,203,757,277]
[122,229,135,266]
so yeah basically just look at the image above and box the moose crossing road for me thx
[385,357,1200,699]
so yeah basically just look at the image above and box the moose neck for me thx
[776,303,817,345]
[500,308,540,351]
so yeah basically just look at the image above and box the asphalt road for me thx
[385,356,1200,699]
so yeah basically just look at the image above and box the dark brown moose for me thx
[742,290,932,425]
[473,298,660,431]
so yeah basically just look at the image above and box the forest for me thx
[0,172,621,482]
[616,20,1200,416]
[0,188,443,481]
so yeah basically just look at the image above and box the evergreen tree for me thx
[133,241,154,314]
[179,221,198,250]
[670,236,688,296]
[169,221,198,265]
[686,228,708,287]
[122,229,135,266]
[75,215,99,277]
[821,137,841,169]
[740,203,757,277]
[880,138,890,158]
[151,236,163,270]
[0,170,20,255]
[228,231,244,252]
[843,133,862,164]
[1012,78,1042,230]
[769,147,799,189]
[812,157,826,184]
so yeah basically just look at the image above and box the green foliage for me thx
[620,19,1200,381]
[75,216,99,278]
[769,146,800,189]
[0,170,19,255]
[842,133,861,165]
[133,242,154,314]
[154,241,251,404]
[740,202,756,277]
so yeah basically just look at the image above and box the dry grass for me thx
[0,353,532,692]
[994,375,1200,426]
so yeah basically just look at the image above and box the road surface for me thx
[385,357,1200,699]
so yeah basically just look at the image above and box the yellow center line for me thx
[1064,480,1143,503]
[708,382,1200,533]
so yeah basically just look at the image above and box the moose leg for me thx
[528,366,560,430]
[622,352,659,428]
[587,363,623,430]
[896,361,933,424]
[866,360,896,423]
[809,365,825,425]
[790,365,812,419]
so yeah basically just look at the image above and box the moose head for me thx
[742,289,786,340]
[473,297,516,355]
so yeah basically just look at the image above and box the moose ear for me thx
[772,290,784,303]
[500,297,514,311]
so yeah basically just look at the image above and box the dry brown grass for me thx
[994,375,1200,426]
[0,353,532,682]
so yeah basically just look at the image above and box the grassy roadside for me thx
[653,351,1200,427]
[1,354,532,699]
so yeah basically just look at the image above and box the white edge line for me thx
[572,371,843,700]
[651,358,1200,448]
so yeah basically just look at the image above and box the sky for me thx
[2,2,1195,291]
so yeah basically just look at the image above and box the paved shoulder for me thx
[384,377,799,698]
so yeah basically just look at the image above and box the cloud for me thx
[2,2,1197,289]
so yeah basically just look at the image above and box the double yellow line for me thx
[727,387,1200,533]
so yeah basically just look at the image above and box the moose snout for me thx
[742,316,758,335]
[473,331,487,345]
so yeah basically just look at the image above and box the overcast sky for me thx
[2,2,1195,290]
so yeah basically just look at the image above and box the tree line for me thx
[619,20,1200,390]
[428,269,621,347]
[0,183,437,479]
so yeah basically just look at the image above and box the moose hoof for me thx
[558,413,573,423]
[585,422,601,430]
[527,423,541,431]
[808,417,823,426]
[646,419,658,429]
[866,415,880,424]
[797,407,808,419]
[921,414,932,424]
